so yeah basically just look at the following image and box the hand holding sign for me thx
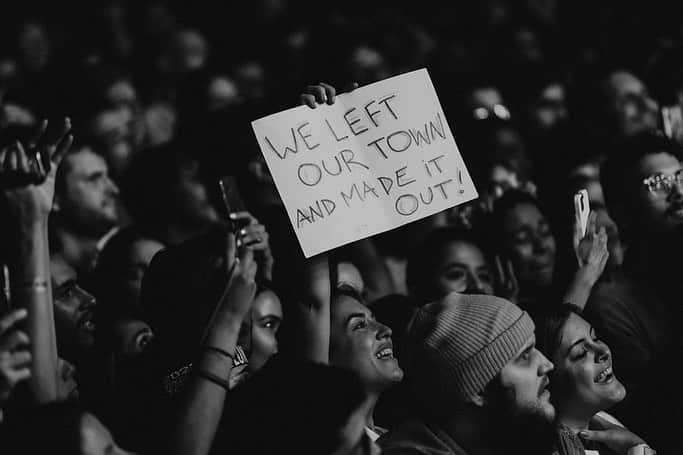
[252,69,478,257]
[301,82,359,108]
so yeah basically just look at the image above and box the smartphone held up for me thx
[218,175,247,232]
[574,189,590,238]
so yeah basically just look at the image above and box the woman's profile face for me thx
[502,202,556,289]
[552,313,626,415]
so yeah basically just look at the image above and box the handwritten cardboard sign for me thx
[251,68,478,257]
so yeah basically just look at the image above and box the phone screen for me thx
[662,105,683,144]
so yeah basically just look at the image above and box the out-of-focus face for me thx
[120,238,164,303]
[19,21,50,71]
[469,87,510,121]
[233,61,266,100]
[551,313,625,419]
[432,240,494,296]
[57,148,120,237]
[489,165,521,200]
[604,71,659,137]
[57,357,79,402]
[348,45,390,85]
[496,336,555,422]
[531,83,567,131]
[502,202,556,289]
[80,413,136,455]
[112,319,154,358]
[174,29,208,72]
[174,160,220,228]
[248,290,282,373]
[634,152,683,236]
[331,404,381,455]
[90,106,137,178]
[51,256,97,354]
[513,27,543,63]
[330,296,403,393]
[207,76,240,110]
[105,80,138,108]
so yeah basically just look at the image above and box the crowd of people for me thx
[1,1,682,454]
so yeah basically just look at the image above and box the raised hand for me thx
[573,211,609,285]
[210,235,258,332]
[494,255,519,304]
[580,416,648,455]
[230,211,274,281]
[0,309,32,404]
[224,245,258,320]
[300,82,359,109]
[0,117,73,219]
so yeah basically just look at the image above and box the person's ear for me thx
[469,392,487,407]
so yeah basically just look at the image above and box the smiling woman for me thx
[537,304,651,455]
[329,286,404,439]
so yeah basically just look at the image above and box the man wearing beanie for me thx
[379,292,556,455]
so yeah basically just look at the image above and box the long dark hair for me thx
[535,303,583,363]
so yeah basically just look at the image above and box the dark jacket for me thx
[378,420,469,455]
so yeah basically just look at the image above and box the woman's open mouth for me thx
[595,365,614,384]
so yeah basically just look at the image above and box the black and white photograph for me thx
[0,2,678,454]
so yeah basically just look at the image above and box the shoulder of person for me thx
[379,420,469,455]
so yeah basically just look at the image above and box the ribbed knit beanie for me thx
[406,292,535,403]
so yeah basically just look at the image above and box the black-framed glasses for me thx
[641,169,683,195]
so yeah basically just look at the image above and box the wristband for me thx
[202,345,235,362]
[628,444,656,455]
[196,370,230,391]
[11,278,49,292]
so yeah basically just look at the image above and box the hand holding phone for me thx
[661,104,683,143]
[574,189,590,238]
[218,176,247,232]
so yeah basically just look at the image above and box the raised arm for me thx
[0,118,72,403]
[562,211,609,311]
[172,234,257,455]
[298,253,333,363]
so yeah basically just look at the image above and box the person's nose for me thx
[531,234,549,255]
[538,349,554,375]
[375,321,392,340]
[107,176,120,196]
[467,272,487,294]
[77,288,97,310]
[668,178,683,201]
[594,342,610,363]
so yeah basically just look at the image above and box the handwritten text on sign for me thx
[251,68,478,257]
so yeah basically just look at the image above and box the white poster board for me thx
[252,68,478,257]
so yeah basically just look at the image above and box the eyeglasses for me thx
[473,104,511,121]
[641,169,683,195]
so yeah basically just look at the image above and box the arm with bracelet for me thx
[172,235,257,455]
[0,119,72,403]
